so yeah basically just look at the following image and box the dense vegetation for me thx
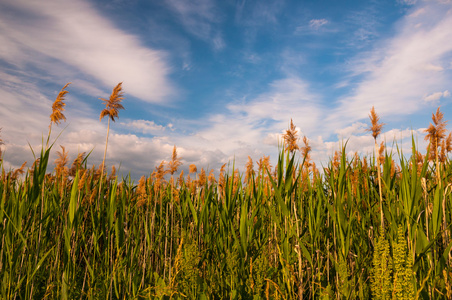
[0,83,451,299]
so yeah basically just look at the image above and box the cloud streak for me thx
[309,19,329,29]
[0,0,174,103]
[330,1,452,129]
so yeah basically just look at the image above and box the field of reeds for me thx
[0,83,451,299]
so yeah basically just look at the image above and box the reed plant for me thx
[0,87,451,299]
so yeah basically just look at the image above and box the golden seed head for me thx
[367,106,384,140]
[99,82,125,122]
[168,145,183,175]
[189,164,197,174]
[50,82,71,125]
[283,119,299,153]
[424,107,448,160]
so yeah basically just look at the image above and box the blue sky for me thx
[1,0,452,179]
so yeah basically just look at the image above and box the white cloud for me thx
[121,120,166,134]
[417,63,444,71]
[401,0,418,5]
[423,90,450,102]
[0,0,174,103]
[165,0,224,49]
[408,7,425,18]
[309,19,329,29]
[331,1,452,128]
[335,122,367,138]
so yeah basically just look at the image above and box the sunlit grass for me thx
[0,84,451,299]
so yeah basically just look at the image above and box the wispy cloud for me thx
[331,1,452,128]
[295,18,335,35]
[344,6,381,47]
[165,0,225,49]
[309,18,329,30]
[0,0,174,103]
[424,90,450,102]
[121,120,169,135]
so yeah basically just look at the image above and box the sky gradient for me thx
[1,0,452,179]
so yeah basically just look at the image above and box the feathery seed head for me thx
[11,161,27,180]
[189,164,197,174]
[0,128,4,158]
[168,145,183,175]
[245,156,255,183]
[55,145,69,176]
[301,136,311,164]
[367,106,384,140]
[446,132,452,153]
[50,82,71,125]
[178,170,185,186]
[424,107,448,160]
[99,82,125,122]
[208,169,216,186]
[283,119,299,153]
[378,142,385,165]
[69,152,86,176]
[257,155,271,174]
[198,168,206,187]
[153,161,168,182]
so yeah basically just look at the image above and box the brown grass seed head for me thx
[50,82,71,125]
[168,145,183,175]
[283,119,299,153]
[424,107,447,153]
[99,82,125,122]
[367,106,384,140]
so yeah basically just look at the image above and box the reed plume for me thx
[99,82,124,197]
[48,83,71,149]
[178,170,185,186]
[69,152,86,176]
[283,119,299,154]
[198,168,206,187]
[367,106,385,227]
[0,128,4,159]
[54,145,69,177]
[189,164,197,174]
[152,161,167,193]
[424,107,447,157]
[257,155,271,175]
[378,141,385,165]
[11,162,27,180]
[107,165,117,182]
[300,136,311,165]
[50,83,71,126]
[245,156,255,184]
[99,82,125,122]
[445,132,452,152]
[424,107,447,182]
[218,163,226,197]
[367,106,384,140]
[167,146,183,175]
[208,169,216,186]
[136,175,147,207]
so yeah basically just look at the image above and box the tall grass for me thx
[0,85,451,299]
